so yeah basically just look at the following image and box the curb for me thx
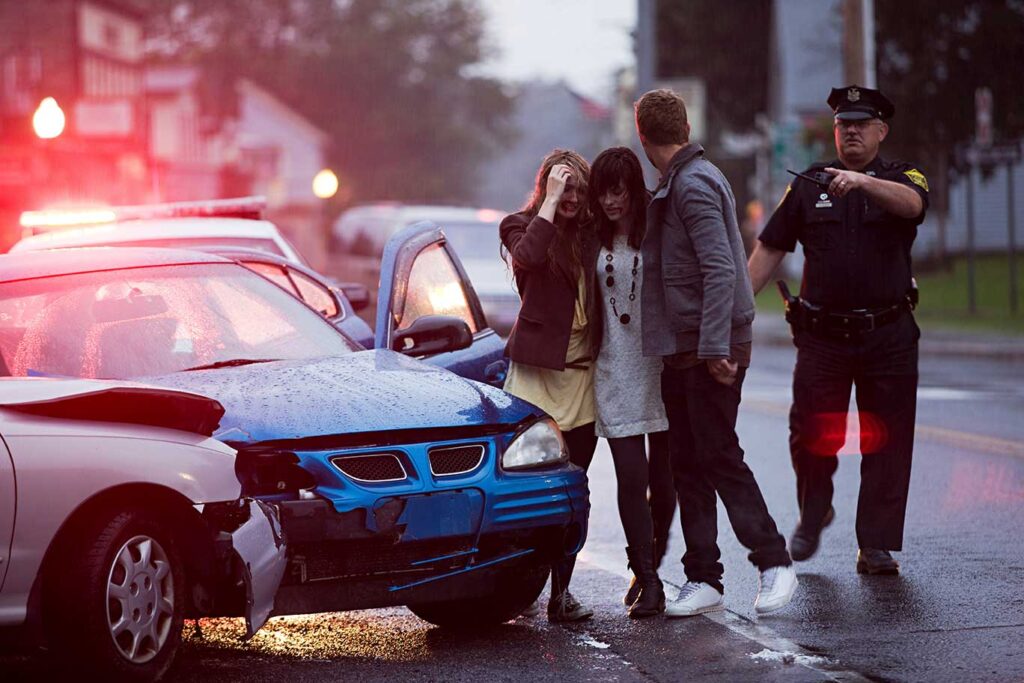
[752,319,1024,361]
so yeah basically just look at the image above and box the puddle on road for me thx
[575,633,611,650]
[749,647,832,667]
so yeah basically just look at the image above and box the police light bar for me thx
[20,196,267,232]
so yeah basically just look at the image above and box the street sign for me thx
[975,87,993,148]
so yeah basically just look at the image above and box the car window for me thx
[397,243,477,334]
[290,270,340,319]
[0,263,355,380]
[243,261,299,295]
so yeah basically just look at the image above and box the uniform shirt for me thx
[759,155,929,310]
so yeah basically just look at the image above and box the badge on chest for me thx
[815,192,833,209]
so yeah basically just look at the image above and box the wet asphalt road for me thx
[3,342,1024,681]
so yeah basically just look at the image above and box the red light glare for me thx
[804,410,889,457]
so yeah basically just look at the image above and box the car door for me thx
[375,221,506,386]
[0,432,14,590]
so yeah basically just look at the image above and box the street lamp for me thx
[32,97,66,139]
[312,168,339,199]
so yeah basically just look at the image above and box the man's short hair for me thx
[635,89,689,145]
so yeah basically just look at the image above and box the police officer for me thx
[747,85,929,575]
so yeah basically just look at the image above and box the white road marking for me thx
[577,550,872,683]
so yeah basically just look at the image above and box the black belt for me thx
[798,300,909,335]
[564,355,592,371]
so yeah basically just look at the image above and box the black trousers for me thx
[790,312,919,550]
[608,431,675,564]
[662,362,790,593]
[551,422,598,598]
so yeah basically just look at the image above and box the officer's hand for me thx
[707,358,738,386]
[824,167,864,197]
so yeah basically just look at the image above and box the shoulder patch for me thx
[903,168,929,192]
[775,183,792,209]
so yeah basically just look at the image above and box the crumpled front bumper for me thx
[199,499,288,639]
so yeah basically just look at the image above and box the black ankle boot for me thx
[625,546,664,619]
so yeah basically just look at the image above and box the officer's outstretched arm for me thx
[748,242,786,295]
[861,176,924,219]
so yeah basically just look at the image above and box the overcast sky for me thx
[475,0,637,102]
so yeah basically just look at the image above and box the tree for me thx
[144,0,514,204]
[876,1,1024,213]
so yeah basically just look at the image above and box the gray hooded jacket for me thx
[641,144,755,359]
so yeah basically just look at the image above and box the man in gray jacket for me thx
[635,89,796,616]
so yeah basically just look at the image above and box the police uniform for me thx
[759,85,929,567]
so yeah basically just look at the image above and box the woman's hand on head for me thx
[545,164,572,203]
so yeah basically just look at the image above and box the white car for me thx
[0,379,286,681]
[13,196,307,265]
[334,204,520,333]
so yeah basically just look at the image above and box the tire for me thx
[407,566,548,629]
[46,508,186,682]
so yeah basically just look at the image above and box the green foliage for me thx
[655,0,772,138]
[144,0,513,204]
[876,1,1024,195]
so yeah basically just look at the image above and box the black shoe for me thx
[790,506,835,561]
[548,590,594,623]
[856,548,900,575]
[625,546,665,619]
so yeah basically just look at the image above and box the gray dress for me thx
[594,234,669,438]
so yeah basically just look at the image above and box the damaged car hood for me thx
[145,350,538,446]
[0,377,225,435]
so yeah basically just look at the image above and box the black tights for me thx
[609,431,675,561]
[551,422,597,598]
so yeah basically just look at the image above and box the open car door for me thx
[375,221,507,386]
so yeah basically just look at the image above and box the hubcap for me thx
[105,535,174,664]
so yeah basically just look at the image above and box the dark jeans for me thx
[608,431,676,564]
[662,362,790,593]
[790,312,919,550]
[551,422,598,598]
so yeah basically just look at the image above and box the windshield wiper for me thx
[179,358,279,372]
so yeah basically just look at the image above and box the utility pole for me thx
[841,0,875,86]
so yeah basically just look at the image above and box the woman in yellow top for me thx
[500,149,600,623]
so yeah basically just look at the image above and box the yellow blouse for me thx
[503,277,595,432]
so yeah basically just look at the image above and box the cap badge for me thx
[848,87,861,102]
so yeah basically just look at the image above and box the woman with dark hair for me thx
[589,146,673,618]
[500,149,599,623]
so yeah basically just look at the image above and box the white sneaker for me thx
[755,565,798,614]
[665,581,724,618]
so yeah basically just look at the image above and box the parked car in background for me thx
[0,241,587,644]
[334,204,521,334]
[14,197,308,265]
[0,379,286,680]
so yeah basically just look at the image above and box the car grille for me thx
[331,453,407,482]
[428,445,485,476]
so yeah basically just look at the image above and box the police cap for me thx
[827,84,895,121]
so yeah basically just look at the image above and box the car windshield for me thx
[0,262,355,380]
[438,221,502,260]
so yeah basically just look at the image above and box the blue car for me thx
[0,227,587,635]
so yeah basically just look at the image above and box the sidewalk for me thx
[753,315,1024,360]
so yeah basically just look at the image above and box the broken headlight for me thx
[501,418,568,471]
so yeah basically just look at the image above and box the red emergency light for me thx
[20,196,268,236]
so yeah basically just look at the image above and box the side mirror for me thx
[392,315,472,356]
[338,282,370,312]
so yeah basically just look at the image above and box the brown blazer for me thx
[500,212,601,371]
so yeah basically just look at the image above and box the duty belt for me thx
[797,300,910,335]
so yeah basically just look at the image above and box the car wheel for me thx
[407,566,548,629]
[47,509,186,682]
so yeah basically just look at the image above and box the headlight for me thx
[502,418,568,471]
